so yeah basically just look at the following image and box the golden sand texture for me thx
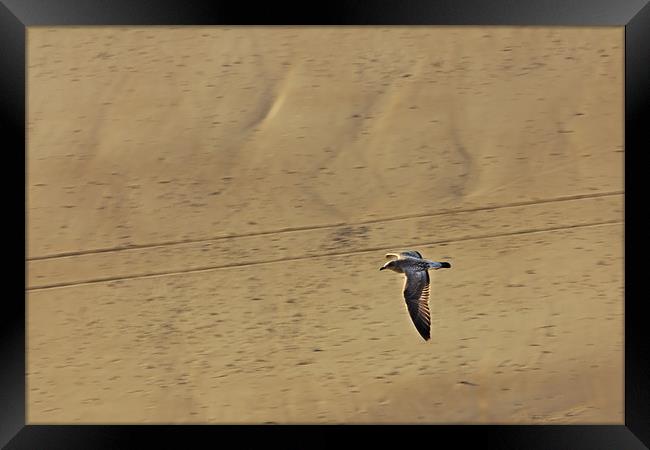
[27,27,623,423]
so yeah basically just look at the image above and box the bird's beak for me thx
[379,266,385,271]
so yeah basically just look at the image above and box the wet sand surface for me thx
[27,27,623,423]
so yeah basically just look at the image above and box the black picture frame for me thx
[3,1,648,448]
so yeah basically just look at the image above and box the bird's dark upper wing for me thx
[402,270,431,340]
[400,250,423,259]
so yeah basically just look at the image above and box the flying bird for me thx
[379,250,451,341]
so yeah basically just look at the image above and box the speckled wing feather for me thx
[400,250,423,259]
[386,250,423,260]
[402,269,431,340]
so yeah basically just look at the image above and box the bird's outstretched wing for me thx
[400,250,423,259]
[402,269,431,340]
[386,250,423,260]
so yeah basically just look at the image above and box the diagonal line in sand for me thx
[27,213,622,291]
[27,190,622,262]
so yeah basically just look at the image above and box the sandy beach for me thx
[27,27,623,423]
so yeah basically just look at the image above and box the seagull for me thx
[379,250,451,341]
